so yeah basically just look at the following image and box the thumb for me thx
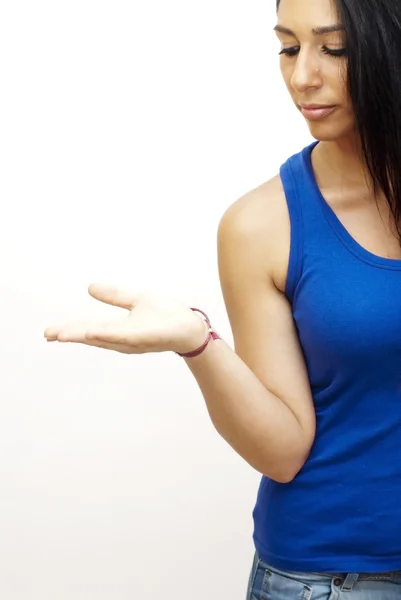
[88,283,137,310]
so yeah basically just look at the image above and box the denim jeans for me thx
[246,551,401,599]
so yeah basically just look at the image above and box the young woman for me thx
[45,0,401,597]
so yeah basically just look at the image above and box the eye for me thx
[279,46,300,57]
[279,46,347,58]
[322,46,347,57]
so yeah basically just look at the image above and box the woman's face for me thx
[275,0,355,142]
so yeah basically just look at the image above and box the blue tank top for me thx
[252,140,401,573]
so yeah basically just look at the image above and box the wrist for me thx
[174,308,221,357]
[174,314,209,355]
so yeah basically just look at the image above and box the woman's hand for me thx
[44,283,209,355]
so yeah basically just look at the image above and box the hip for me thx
[246,552,401,600]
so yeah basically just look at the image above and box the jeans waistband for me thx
[319,570,401,581]
[255,551,401,582]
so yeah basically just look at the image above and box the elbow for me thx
[266,471,296,485]
[280,425,315,483]
[276,470,299,484]
[265,466,302,485]
[263,444,314,484]
[275,474,294,484]
[258,461,298,484]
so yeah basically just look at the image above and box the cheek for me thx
[328,62,348,93]
[279,63,294,88]
[279,57,291,75]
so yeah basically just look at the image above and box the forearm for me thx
[184,338,310,483]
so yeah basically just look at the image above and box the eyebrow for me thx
[273,24,345,36]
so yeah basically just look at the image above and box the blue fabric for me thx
[252,141,401,573]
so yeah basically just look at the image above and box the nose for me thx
[290,50,323,92]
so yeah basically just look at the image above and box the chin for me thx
[307,130,340,142]
[306,123,353,143]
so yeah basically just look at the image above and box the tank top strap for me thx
[279,140,327,302]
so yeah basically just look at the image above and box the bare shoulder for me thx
[217,174,290,292]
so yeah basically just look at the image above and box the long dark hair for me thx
[276,0,401,243]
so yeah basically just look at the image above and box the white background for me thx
[0,1,312,598]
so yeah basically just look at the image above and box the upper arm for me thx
[217,177,316,456]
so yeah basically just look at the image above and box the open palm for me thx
[44,283,207,355]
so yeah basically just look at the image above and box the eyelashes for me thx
[279,46,347,58]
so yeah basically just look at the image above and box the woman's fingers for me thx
[44,326,65,340]
[87,283,138,310]
[85,325,140,345]
[44,330,59,341]
[74,338,137,353]
[44,284,137,341]
[44,321,144,353]
[44,321,109,342]
[59,336,137,354]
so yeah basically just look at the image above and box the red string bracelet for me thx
[175,308,221,358]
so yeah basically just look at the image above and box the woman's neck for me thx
[312,138,382,198]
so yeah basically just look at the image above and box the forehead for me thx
[277,0,340,31]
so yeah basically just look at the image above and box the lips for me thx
[300,104,334,109]
[300,105,336,121]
